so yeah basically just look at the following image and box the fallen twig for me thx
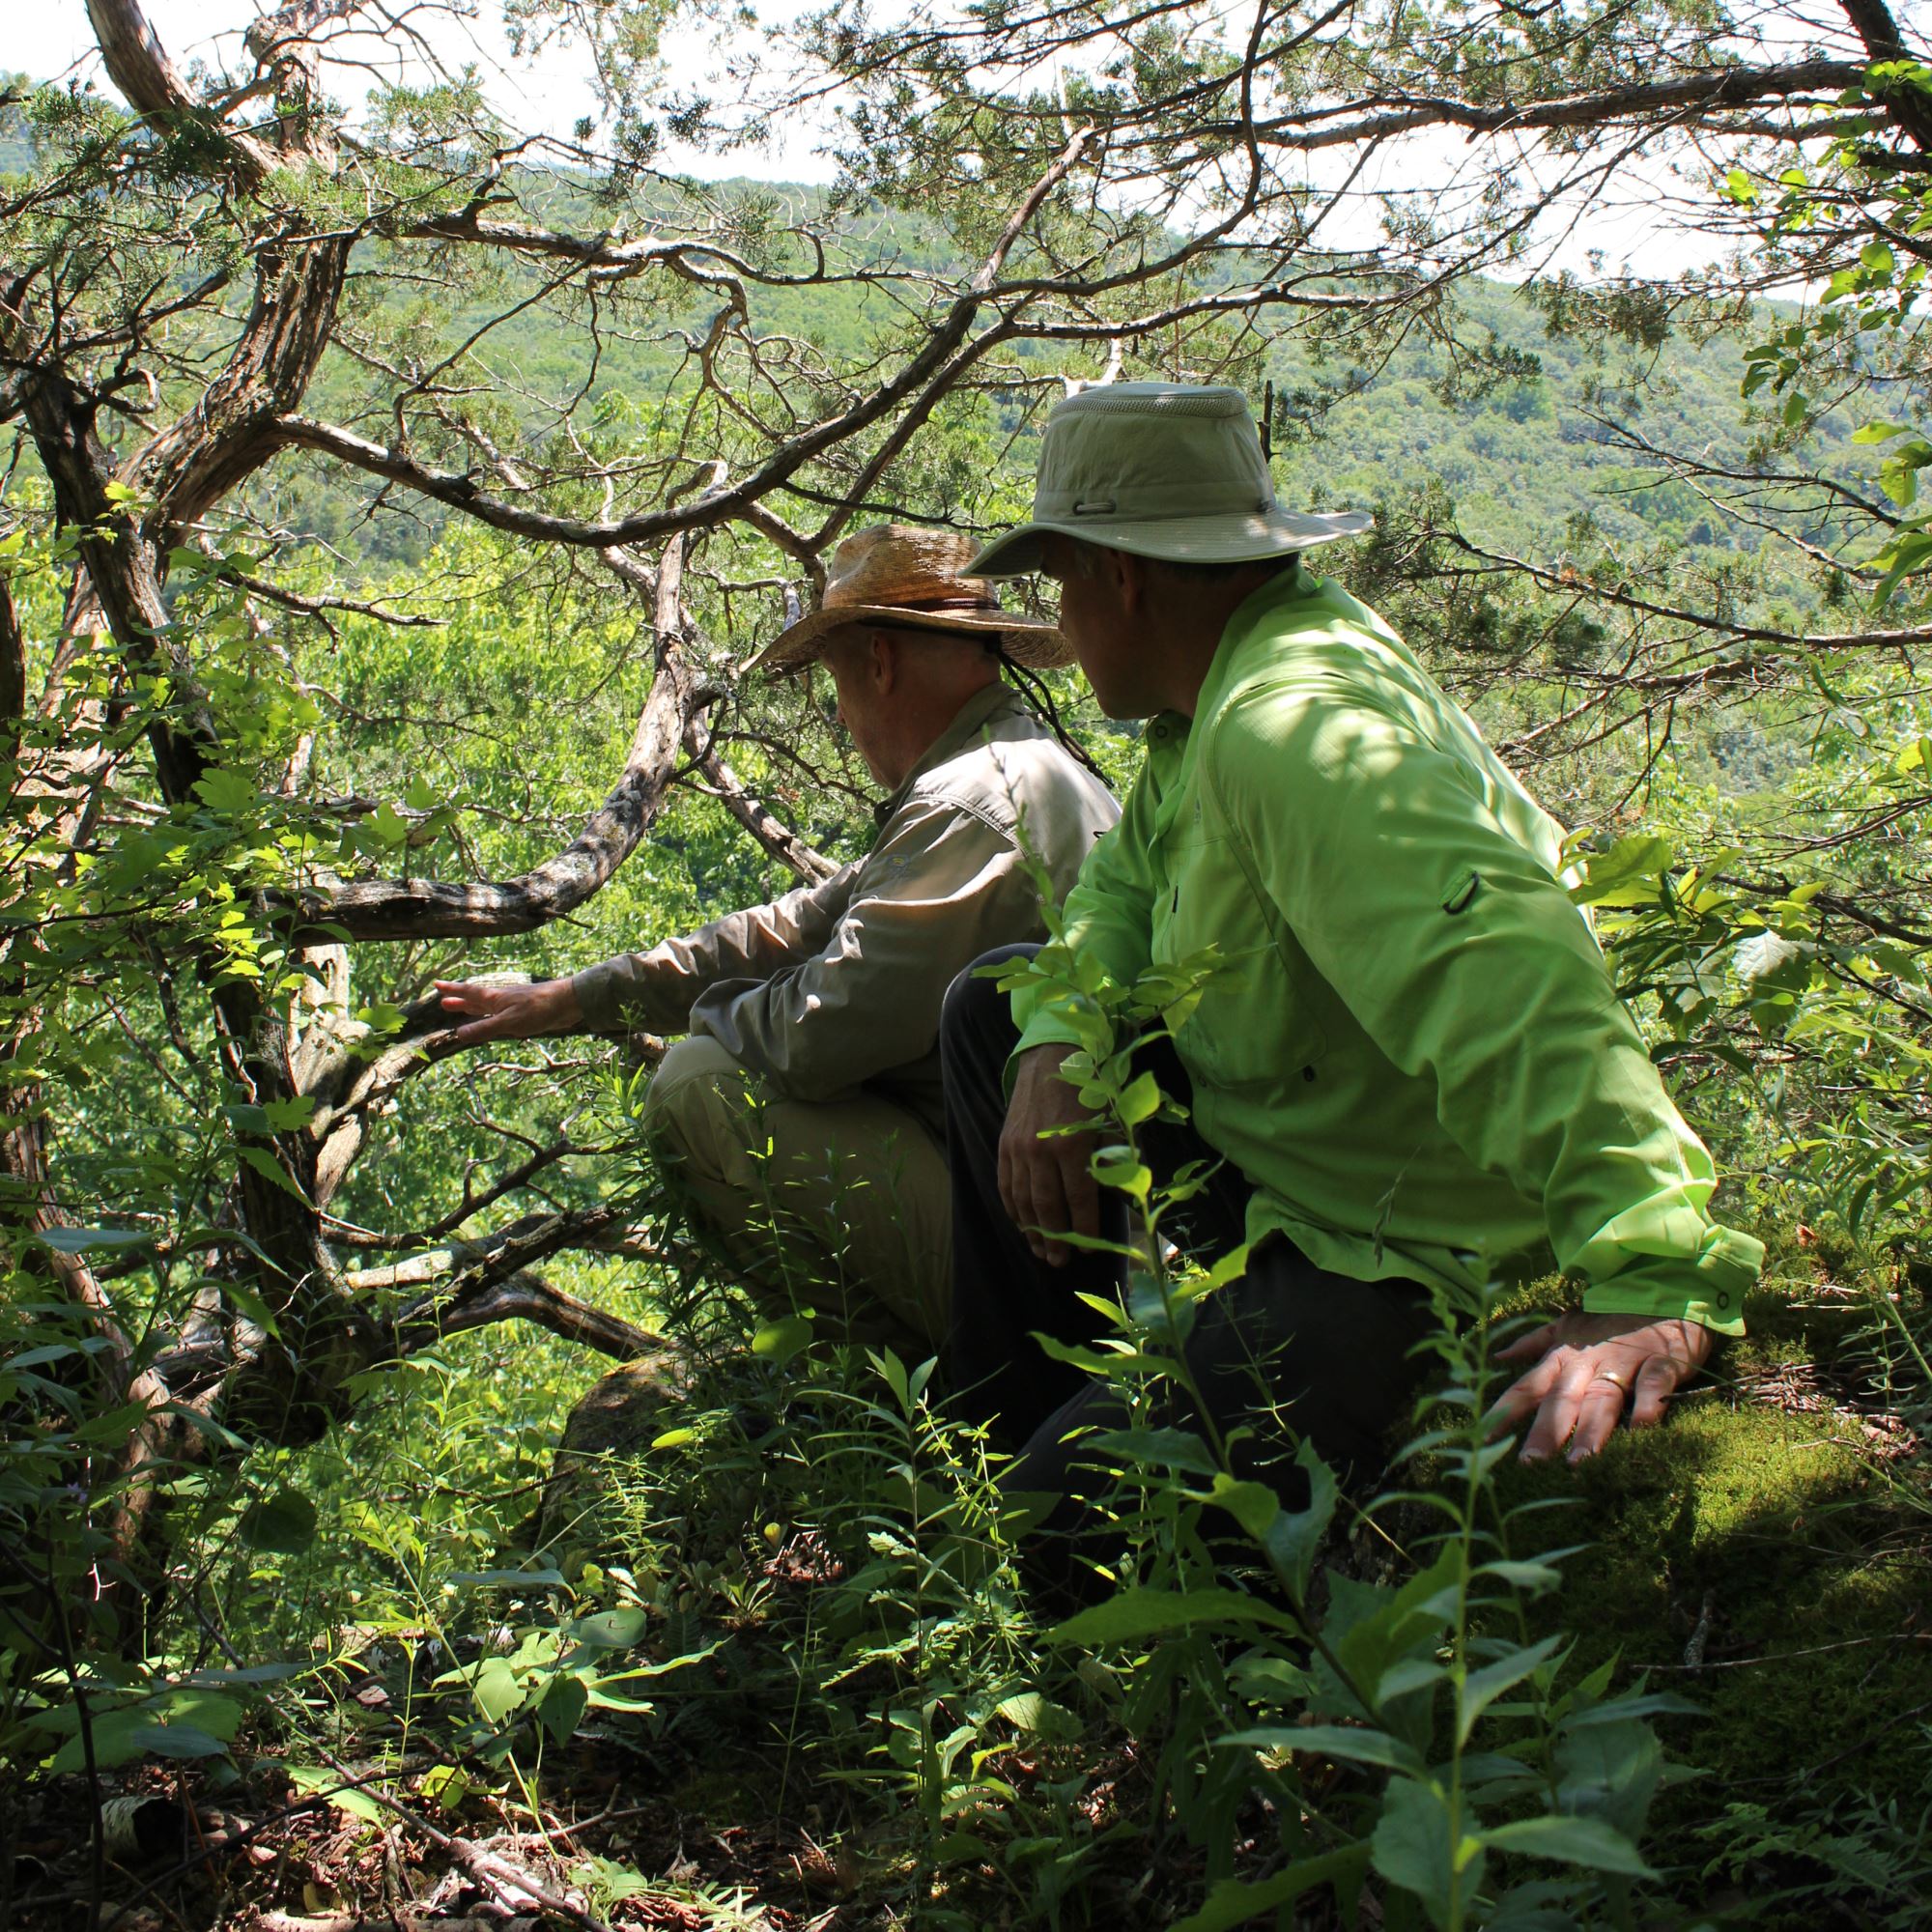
[306,1748,618,1932]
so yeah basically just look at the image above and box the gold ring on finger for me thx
[1591,1370,1631,1394]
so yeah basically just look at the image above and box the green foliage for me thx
[1726,61,1932,605]
[976,930,1686,1930]
[11,13,1932,1921]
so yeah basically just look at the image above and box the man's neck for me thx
[879,675,1005,791]
[1158,562,1297,717]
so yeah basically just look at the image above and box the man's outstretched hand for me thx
[1487,1310,1713,1463]
[433,976,582,1048]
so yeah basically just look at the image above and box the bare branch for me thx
[295,534,700,941]
[683,713,838,885]
[83,0,280,179]
[1432,526,1932,655]
[229,569,444,630]
[1221,60,1870,154]
[389,1267,661,1363]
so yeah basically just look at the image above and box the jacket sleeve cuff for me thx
[1007,1009,1086,1098]
[570,959,638,1035]
[1578,1225,1762,1338]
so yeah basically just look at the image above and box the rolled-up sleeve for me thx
[692,799,1042,1100]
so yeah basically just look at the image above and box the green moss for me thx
[1490,1280,1932,1878]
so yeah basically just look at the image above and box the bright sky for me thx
[12,0,838,182]
[12,0,1842,283]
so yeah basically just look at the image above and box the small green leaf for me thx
[1089,1151,1151,1200]
[420,1763,474,1810]
[1169,1845,1372,1932]
[536,1673,588,1745]
[1371,1776,1469,1924]
[751,1315,812,1366]
[570,1607,648,1650]
[1458,1633,1567,1746]
[1481,1813,1654,1876]
[36,1227,153,1257]
[1086,1426,1220,1476]
[1115,1068,1161,1126]
[288,1763,386,1824]
[1222,1721,1424,1774]
[236,1145,314,1208]
[1050,1587,1296,1646]
[993,1691,1079,1740]
[192,768,258,814]
[127,1721,233,1762]
[1571,834,1672,907]
[470,1656,525,1724]
[5,1343,80,1369]
[1206,1474,1280,1542]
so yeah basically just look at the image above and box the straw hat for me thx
[746,525,1074,675]
[969,384,1374,578]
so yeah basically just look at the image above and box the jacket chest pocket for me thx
[1152,832,1232,964]
[1157,834,1330,1089]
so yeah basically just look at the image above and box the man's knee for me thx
[640,1036,757,1167]
[941,943,1037,1063]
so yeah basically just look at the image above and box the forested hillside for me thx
[5,8,1931,1931]
[245,168,1803,581]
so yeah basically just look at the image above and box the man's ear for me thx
[1108,547,1147,611]
[867,628,898,696]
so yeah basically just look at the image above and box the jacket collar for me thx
[1191,557,1316,726]
[872,682,1022,825]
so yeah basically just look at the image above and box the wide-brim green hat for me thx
[969,383,1373,577]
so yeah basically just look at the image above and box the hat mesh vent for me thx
[1062,389,1244,417]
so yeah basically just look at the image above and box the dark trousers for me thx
[940,946,1435,1587]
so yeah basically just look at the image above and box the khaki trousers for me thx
[640,1036,952,1351]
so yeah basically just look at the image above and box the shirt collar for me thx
[1147,558,1315,753]
[871,682,1021,825]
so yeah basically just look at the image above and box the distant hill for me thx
[0,81,1830,592]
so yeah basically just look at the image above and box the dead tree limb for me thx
[298,532,702,940]
[684,715,838,885]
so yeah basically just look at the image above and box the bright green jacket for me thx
[1013,565,1760,1334]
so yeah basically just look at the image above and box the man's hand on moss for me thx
[1486,1312,1714,1464]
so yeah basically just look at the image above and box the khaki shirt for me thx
[574,683,1120,1131]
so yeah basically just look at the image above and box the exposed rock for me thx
[531,1343,695,1552]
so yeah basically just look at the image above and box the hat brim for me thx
[744,602,1074,676]
[968,508,1375,579]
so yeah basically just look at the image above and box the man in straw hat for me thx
[939,384,1762,1573]
[437,526,1118,1350]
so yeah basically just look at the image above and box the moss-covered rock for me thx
[1494,1275,1932,1904]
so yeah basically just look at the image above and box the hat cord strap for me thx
[992,642,1107,785]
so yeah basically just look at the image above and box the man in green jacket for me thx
[939,384,1761,1543]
